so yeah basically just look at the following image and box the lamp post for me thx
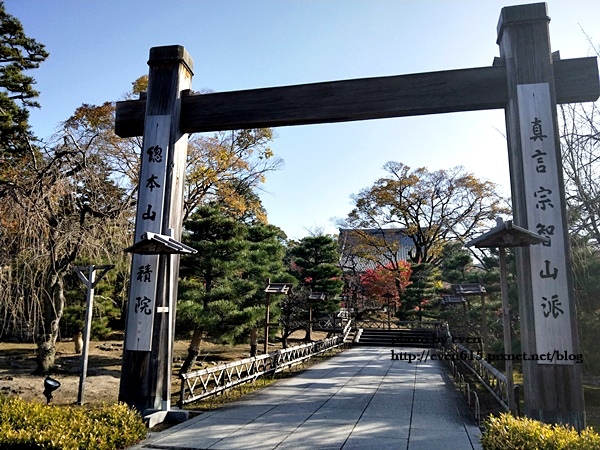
[382,292,394,330]
[73,264,113,405]
[452,283,487,352]
[263,280,294,354]
[467,218,547,414]
[307,292,327,341]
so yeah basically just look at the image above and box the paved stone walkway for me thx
[132,347,482,449]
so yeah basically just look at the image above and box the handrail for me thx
[179,334,345,406]
[448,359,481,426]
[448,342,509,411]
[352,319,442,330]
[342,319,352,339]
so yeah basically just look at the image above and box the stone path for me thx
[131,346,482,449]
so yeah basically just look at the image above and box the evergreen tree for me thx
[439,241,473,284]
[0,2,48,156]
[278,286,310,348]
[177,207,292,371]
[289,234,344,314]
[178,206,248,372]
[237,222,295,339]
[401,262,440,321]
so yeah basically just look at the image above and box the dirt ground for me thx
[4,334,598,431]
[0,331,326,407]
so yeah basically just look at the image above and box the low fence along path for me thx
[133,346,482,449]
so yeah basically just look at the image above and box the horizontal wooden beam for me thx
[115,57,598,137]
[552,57,599,104]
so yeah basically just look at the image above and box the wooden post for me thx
[385,302,390,330]
[480,280,488,355]
[498,3,584,428]
[498,247,515,414]
[250,328,258,357]
[264,292,271,355]
[119,45,193,413]
[307,302,312,341]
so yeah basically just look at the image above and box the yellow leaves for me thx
[184,128,279,221]
[344,162,509,265]
[65,102,115,130]
[131,75,148,95]
[260,147,274,160]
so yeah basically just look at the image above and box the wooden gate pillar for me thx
[498,3,584,429]
[119,46,193,413]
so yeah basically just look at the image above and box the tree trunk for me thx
[282,328,289,349]
[180,328,203,374]
[33,274,65,375]
[250,327,258,356]
[35,337,56,374]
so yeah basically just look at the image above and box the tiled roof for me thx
[338,228,414,272]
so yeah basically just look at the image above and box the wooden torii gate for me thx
[115,3,598,429]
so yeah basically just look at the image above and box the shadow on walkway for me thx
[131,346,482,450]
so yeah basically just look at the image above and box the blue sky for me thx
[6,0,600,240]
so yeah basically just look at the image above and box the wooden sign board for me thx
[125,115,170,351]
[517,84,573,363]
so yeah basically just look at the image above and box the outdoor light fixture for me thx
[306,292,328,341]
[263,280,295,354]
[43,376,61,404]
[308,292,327,302]
[466,217,547,414]
[124,231,197,255]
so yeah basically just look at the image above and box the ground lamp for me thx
[466,218,548,414]
[43,376,61,404]
[125,231,196,423]
[263,280,294,354]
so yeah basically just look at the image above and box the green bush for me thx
[0,396,146,449]
[482,413,600,449]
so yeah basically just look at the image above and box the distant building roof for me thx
[338,228,414,272]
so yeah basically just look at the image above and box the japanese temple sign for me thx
[517,84,573,364]
[125,115,171,351]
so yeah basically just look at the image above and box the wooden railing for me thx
[447,342,509,411]
[179,334,346,406]
[447,358,481,426]
[353,319,442,330]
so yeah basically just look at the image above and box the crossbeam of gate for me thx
[115,58,597,137]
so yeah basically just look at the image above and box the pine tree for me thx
[178,206,248,372]
[289,234,344,315]
[401,263,440,321]
[0,2,48,156]
[177,207,292,371]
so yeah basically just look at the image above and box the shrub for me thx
[482,413,600,449]
[0,396,146,449]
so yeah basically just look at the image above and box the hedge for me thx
[0,395,146,450]
[482,413,600,449]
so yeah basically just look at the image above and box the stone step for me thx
[354,328,437,347]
